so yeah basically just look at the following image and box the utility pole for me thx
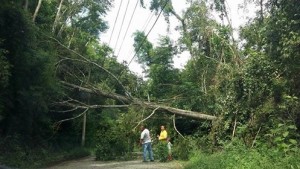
[81,111,86,147]
[81,69,91,147]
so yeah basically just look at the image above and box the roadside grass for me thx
[184,148,300,169]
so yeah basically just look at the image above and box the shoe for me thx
[150,160,155,162]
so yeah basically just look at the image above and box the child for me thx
[167,137,172,161]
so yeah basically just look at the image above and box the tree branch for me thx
[173,115,185,139]
[52,97,130,112]
[60,81,217,120]
[251,126,262,148]
[133,107,160,130]
[55,108,89,125]
[32,0,42,22]
[48,36,131,98]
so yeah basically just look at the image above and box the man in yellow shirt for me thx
[157,125,167,141]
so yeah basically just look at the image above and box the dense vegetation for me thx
[0,0,299,168]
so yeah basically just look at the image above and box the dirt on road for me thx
[44,156,184,169]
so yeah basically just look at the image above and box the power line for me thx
[113,0,130,55]
[105,0,169,97]
[127,0,170,66]
[116,0,139,58]
[122,11,154,62]
[108,0,123,46]
[118,5,154,59]
[141,11,155,32]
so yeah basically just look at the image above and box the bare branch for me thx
[251,126,262,148]
[52,0,64,32]
[53,107,79,113]
[231,117,237,140]
[55,108,89,124]
[55,57,88,66]
[60,81,217,120]
[32,0,42,22]
[48,36,130,96]
[52,98,129,112]
[88,105,130,108]
[133,107,160,130]
[60,81,130,103]
[173,115,185,139]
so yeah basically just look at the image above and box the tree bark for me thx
[221,3,242,66]
[32,0,42,22]
[24,0,29,11]
[52,0,64,33]
[169,9,193,58]
[60,81,217,121]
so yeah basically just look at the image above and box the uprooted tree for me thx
[59,81,217,121]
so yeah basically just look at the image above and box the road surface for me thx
[45,156,184,169]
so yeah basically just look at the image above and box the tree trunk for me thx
[24,0,29,11]
[60,81,217,121]
[169,9,193,58]
[221,3,242,66]
[32,0,42,22]
[52,0,64,33]
[260,0,264,23]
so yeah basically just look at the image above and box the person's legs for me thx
[168,148,172,160]
[146,143,154,161]
[142,144,147,161]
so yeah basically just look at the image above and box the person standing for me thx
[157,125,169,161]
[167,137,172,161]
[140,125,154,162]
[157,125,168,141]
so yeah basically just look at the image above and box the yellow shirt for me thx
[158,130,167,141]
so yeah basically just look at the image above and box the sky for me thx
[100,0,257,77]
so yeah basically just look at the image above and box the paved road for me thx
[45,157,184,169]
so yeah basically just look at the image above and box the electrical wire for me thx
[116,0,139,58]
[123,11,154,63]
[119,7,154,60]
[113,0,130,56]
[127,0,170,66]
[108,0,123,46]
[141,11,155,32]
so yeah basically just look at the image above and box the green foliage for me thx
[0,135,90,169]
[154,142,169,162]
[185,141,300,169]
[0,43,10,118]
[133,31,153,68]
[0,43,10,89]
[133,31,180,99]
[95,109,138,161]
[0,3,58,144]
[0,0,115,167]
[172,137,194,161]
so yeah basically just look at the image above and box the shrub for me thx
[0,135,90,169]
[184,143,300,169]
[172,136,194,160]
[154,142,169,162]
[95,113,137,161]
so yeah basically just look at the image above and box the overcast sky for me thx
[101,0,256,77]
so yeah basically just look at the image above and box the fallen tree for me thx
[60,81,217,121]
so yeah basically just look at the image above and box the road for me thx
[45,156,184,169]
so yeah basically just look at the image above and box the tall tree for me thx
[0,3,58,143]
[133,31,180,99]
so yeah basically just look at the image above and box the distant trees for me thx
[138,0,300,151]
